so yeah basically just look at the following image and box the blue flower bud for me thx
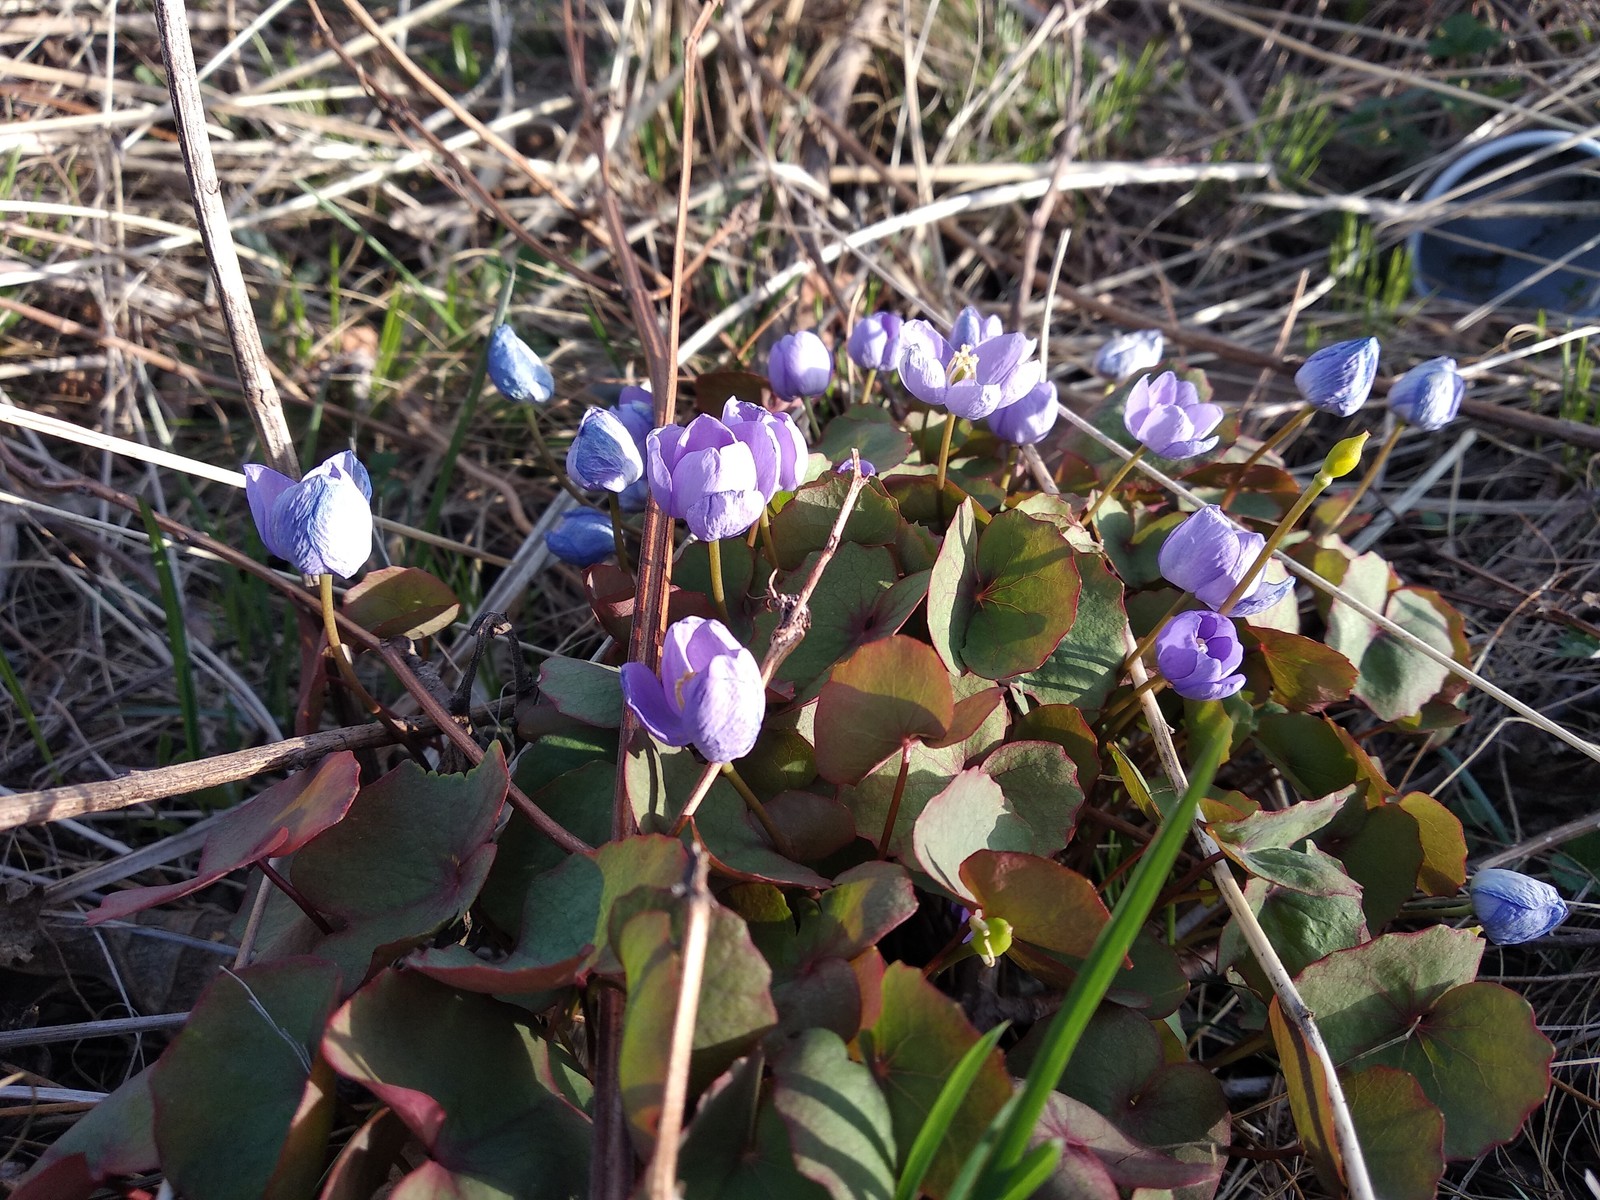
[1092,329,1164,381]
[243,450,373,579]
[847,312,904,371]
[567,407,644,493]
[1387,356,1464,432]
[486,324,554,404]
[1294,337,1380,417]
[1468,868,1569,945]
[950,306,987,349]
[545,508,615,567]
[767,331,833,400]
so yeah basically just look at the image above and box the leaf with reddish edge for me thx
[1343,1065,1446,1200]
[1398,791,1468,895]
[840,738,966,861]
[1208,791,1345,855]
[151,959,341,1200]
[290,747,508,986]
[1294,927,1554,1158]
[769,472,904,571]
[765,790,856,863]
[11,1070,156,1198]
[961,851,1110,962]
[615,904,778,1156]
[319,1107,409,1200]
[689,779,831,889]
[1029,1093,1220,1197]
[679,1056,831,1200]
[925,686,1005,750]
[1321,801,1424,930]
[1253,712,1366,800]
[960,509,1082,680]
[772,1029,896,1200]
[1221,875,1368,986]
[343,565,460,638]
[813,636,953,785]
[322,971,591,1198]
[1245,624,1357,711]
[537,657,624,728]
[1010,703,1099,803]
[857,964,1011,1199]
[584,562,719,646]
[794,862,917,966]
[927,498,979,675]
[1013,550,1128,712]
[1268,993,1343,1194]
[816,405,914,472]
[87,753,361,925]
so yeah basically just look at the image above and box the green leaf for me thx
[927,499,979,676]
[893,1023,1009,1200]
[1321,801,1424,930]
[322,971,591,1197]
[1252,712,1361,799]
[838,738,965,860]
[960,850,1109,961]
[1294,927,1554,1158]
[1208,791,1345,853]
[1343,1065,1446,1200]
[87,753,361,924]
[13,1069,155,1196]
[794,862,918,966]
[538,657,624,728]
[1220,875,1369,985]
[1428,12,1502,59]
[910,769,1064,901]
[291,747,509,985]
[1247,625,1356,711]
[343,566,461,638]
[1010,704,1099,799]
[1398,791,1468,895]
[1326,568,1460,721]
[773,1029,897,1200]
[816,405,914,471]
[813,636,954,785]
[1012,550,1127,711]
[957,509,1081,680]
[152,960,341,1200]
[858,965,1012,1200]
[680,1056,830,1200]
[1027,1092,1217,1198]
[770,473,904,570]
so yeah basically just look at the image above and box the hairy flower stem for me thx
[318,576,432,767]
[861,367,878,405]
[672,760,722,835]
[1101,673,1168,739]
[1221,406,1315,508]
[934,412,959,522]
[1316,423,1402,537]
[757,509,780,572]
[607,493,632,574]
[720,763,790,856]
[876,742,914,858]
[706,538,731,625]
[1083,445,1146,524]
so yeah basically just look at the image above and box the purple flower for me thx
[545,508,615,567]
[1469,868,1569,945]
[722,399,806,500]
[243,450,373,579]
[567,407,644,493]
[611,386,655,511]
[835,457,876,477]
[987,380,1059,446]
[486,324,554,404]
[1155,610,1246,700]
[897,319,1042,421]
[1295,337,1380,417]
[646,414,766,542]
[848,312,904,371]
[1123,371,1224,459]
[950,306,1002,349]
[768,331,833,400]
[1387,357,1464,432]
[1093,329,1164,381]
[1157,505,1293,617]
[620,616,765,762]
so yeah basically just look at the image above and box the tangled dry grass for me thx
[2,0,1599,1195]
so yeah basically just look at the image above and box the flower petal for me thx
[621,662,690,747]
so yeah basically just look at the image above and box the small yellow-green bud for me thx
[1320,432,1369,480]
[969,914,1013,967]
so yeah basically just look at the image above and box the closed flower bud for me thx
[1158,505,1293,617]
[1319,432,1369,481]
[722,398,807,500]
[1093,329,1164,381]
[949,306,987,349]
[898,319,1043,421]
[767,330,833,400]
[1469,868,1569,945]
[848,312,905,371]
[567,407,644,493]
[1122,371,1223,459]
[486,324,555,404]
[545,508,615,567]
[620,616,765,762]
[987,379,1059,446]
[611,386,656,511]
[1388,356,1465,432]
[646,414,767,542]
[1294,337,1380,416]
[243,450,373,579]
[835,457,876,477]
[1155,610,1246,700]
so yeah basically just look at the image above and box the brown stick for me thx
[152,0,297,479]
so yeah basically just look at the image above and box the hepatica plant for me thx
[40,297,1570,1200]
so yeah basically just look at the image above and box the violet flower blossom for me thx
[768,331,833,400]
[646,414,767,542]
[1469,868,1570,945]
[1155,610,1246,700]
[243,450,373,579]
[1295,337,1380,417]
[620,616,765,762]
[896,319,1042,422]
[1157,505,1293,617]
[1123,371,1223,459]
[1387,357,1464,432]
[611,386,655,510]
[987,380,1059,446]
[721,399,806,500]
[848,312,904,372]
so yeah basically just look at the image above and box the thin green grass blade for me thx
[138,500,201,763]
[944,1093,1022,1200]
[0,647,59,782]
[893,1021,1010,1200]
[976,702,1235,1190]
[989,1141,1063,1200]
